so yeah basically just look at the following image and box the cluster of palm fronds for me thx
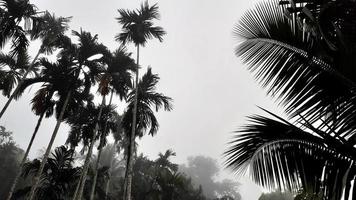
[0,1,172,200]
[225,0,356,199]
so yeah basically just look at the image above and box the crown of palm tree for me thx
[122,67,173,138]
[0,50,39,97]
[66,104,119,152]
[0,0,38,56]
[30,11,71,54]
[98,45,136,98]
[115,1,165,46]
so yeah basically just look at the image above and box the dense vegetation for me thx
[0,126,240,199]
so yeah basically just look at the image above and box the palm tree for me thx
[116,2,166,199]
[74,47,135,200]
[68,103,119,200]
[13,146,81,200]
[27,30,107,200]
[0,11,71,119]
[225,0,356,199]
[0,50,39,99]
[155,150,178,173]
[0,0,38,55]
[5,14,73,195]
[5,80,53,200]
[88,46,135,200]
[121,67,172,199]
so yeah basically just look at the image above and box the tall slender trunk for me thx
[105,141,117,200]
[90,90,114,200]
[0,49,41,119]
[89,146,102,200]
[6,112,45,200]
[73,95,106,200]
[27,90,72,200]
[72,171,83,200]
[124,45,140,200]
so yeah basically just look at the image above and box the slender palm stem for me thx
[90,90,114,200]
[6,112,45,200]
[124,45,139,200]
[89,146,103,200]
[74,95,106,200]
[0,48,41,119]
[72,171,83,200]
[105,141,117,199]
[27,90,72,200]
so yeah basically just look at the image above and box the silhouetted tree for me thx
[0,126,24,199]
[14,146,81,200]
[116,2,166,198]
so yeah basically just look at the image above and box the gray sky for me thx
[0,0,286,199]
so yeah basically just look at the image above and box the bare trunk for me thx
[90,90,114,200]
[74,95,106,200]
[124,45,140,200]
[89,145,103,200]
[72,172,83,200]
[105,141,117,199]
[27,90,72,200]
[6,112,45,200]
[0,49,41,119]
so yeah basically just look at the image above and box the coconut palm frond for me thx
[225,112,356,198]
[235,0,356,142]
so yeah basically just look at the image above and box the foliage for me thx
[258,192,294,200]
[0,126,24,199]
[14,145,80,200]
[180,156,241,200]
[115,1,166,46]
[225,0,356,199]
[121,67,173,138]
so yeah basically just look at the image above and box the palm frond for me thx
[235,0,356,142]
[122,68,172,138]
[115,1,165,46]
[225,112,356,198]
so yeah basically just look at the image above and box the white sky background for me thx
[0,0,287,199]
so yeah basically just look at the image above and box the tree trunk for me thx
[90,90,114,200]
[89,145,103,200]
[72,172,83,200]
[6,112,45,200]
[74,95,106,200]
[105,141,117,200]
[0,48,41,119]
[27,90,72,200]
[124,45,140,200]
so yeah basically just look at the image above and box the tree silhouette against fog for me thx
[14,146,80,200]
[0,11,71,119]
[4,12,71,200]
[115,2,166,199]
[27,30,108,200]
[120,67,172,199]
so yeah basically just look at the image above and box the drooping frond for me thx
[122,68,173,138]
[30,11,71,54]
[225,111,356,199]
